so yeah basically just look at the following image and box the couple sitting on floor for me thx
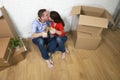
[31,9,69,68]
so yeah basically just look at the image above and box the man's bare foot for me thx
[49,59,54,64]
[45,60,53,68]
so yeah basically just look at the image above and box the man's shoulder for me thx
[32,19,39,24]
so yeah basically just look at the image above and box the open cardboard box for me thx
[70,5,114,49]
[10,46,27,65]
[0,37,28,71]
[0,37,13,67]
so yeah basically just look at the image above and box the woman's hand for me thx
[50,27,56,34]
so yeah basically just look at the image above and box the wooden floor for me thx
[0,29,120,80]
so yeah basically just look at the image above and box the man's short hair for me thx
[38,9,47,18]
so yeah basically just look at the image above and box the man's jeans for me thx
[32,37,56,60]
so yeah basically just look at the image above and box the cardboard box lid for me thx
[79,15,108,28]
[0,37,10,59]
[71,6,104,15]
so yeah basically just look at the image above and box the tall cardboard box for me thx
[0,7,18,38]
[0,37,13,67]
[70,5,114,49]
[0,7,28,71]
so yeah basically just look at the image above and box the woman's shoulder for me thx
[56,22,63,27]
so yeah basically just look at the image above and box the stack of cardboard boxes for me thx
[0,7,27,70]
[70,6,114,49]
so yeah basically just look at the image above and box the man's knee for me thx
[37,38,44,45]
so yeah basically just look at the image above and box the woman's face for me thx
[49,17,53,21]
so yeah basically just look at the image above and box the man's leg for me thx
[47,37,57,54]
[32,38,50,60]
[32,38,54,68]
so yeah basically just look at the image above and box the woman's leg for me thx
[55,36,67,52]
[55,36,67,59]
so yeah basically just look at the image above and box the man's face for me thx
[41,11,49,21]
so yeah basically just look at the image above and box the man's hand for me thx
[41,32,47,38]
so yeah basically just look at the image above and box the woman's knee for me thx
[56,37,62,43]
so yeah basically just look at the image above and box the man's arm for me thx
[32,33,42,38]
[32,23,43,38]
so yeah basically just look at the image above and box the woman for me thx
[49,11,69,59]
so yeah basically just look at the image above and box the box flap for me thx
[104,11,115,25]
[82,6,104,14]
[71,6,81,15]
[79,15,108,28]
[81,6,105,17]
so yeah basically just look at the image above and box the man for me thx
[31,9,56,68]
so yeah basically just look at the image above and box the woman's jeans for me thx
[32,37,56,60]
[55,36,67,53]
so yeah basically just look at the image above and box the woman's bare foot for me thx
[65,48,70,54]
[62,53,66,59]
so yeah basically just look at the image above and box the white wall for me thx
[0,0,119,38]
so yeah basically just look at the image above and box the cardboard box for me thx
[70,6,114,35]
[73,31,102,49]
[70,6,114,49]
[10,46,27,65]
[0,37,28,71]
[0,37,13,67]
[0,7,18,38]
